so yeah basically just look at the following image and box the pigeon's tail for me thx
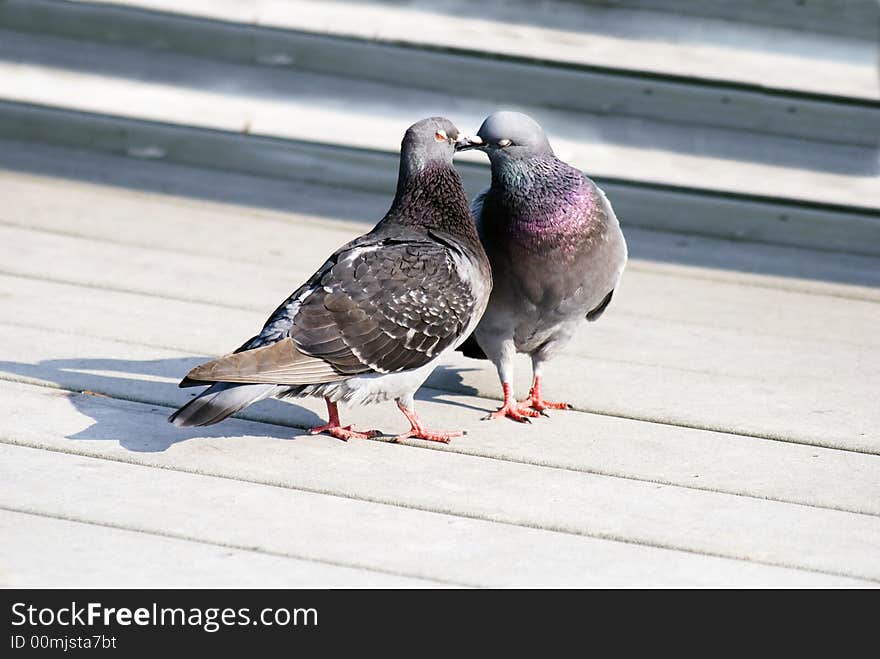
[168,382,281,427]
[455,333,487,360]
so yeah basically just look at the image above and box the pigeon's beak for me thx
[455,134,485,152]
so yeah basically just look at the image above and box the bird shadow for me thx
[0,355,325,453]
[422,364,489,414]
[0,356,490,452]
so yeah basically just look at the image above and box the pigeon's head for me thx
[457,111,553,162]
[400,117,469,170]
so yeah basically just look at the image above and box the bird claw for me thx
[394,428,464,444]
[309,423,382,442]
[484,402,539,423]
[519,397,572,414]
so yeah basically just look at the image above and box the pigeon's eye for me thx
[497,138,512,148]
[434,129,448,142]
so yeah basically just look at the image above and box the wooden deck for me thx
[1,0,878,587]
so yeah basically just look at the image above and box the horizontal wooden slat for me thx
[578,0,880,40]
[0,508,437,587]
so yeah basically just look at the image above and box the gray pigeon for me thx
[169,117,492,443]
[456,111,627,422]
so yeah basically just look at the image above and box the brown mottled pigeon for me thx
[170,117,491,443]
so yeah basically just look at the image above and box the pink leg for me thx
[309,398,381,441]
[518,375,571,415]
[394,401,465,444]
[484,382,541,423]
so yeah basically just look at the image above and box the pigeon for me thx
[456,111,627,422]
[169,117,492,443]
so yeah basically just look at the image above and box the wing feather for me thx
[183,337,346,385]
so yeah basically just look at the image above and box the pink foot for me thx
[519,397,571,414]
[485,400,540,423]
[519,376,572,415]
[394,428,464,444]
[309,398,381,442]
[483,382,540,423]
[309,423,381,442]
[394,401,465,444]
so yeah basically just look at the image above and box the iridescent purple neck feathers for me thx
[482,156,601,258]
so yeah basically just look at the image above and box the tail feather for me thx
[168,382,281,427]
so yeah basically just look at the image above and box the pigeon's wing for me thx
[178,238,355,388]
[470,188,489,234]
[470,187,507,281]
[586,289,614,322]
[580,180,626,322]
[183,236,482,386]
[182,337,345,386]
[289,237,482,375]
[452,188,493,361]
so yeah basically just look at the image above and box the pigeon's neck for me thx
[490,154,567,190]
[387,162,482,247]
[485,155,597,257]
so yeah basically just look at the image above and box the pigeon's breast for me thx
[480,174,626,346]
[486,177,601,265]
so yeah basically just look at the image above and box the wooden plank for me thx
[0,138,386,234]
[0,509,437,587]
[4,443,863,587]
[578,0,880,40]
